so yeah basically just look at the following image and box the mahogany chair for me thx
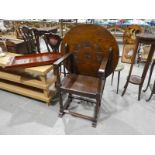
[20,26,39,54]
[44,33,62,52]
[53,24,119,127]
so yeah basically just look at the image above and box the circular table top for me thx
[61,24,119,77]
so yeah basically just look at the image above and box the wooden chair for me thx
[20,26,39,54]
[143,59,155,101]
[44,33,62,52]
[53,24,119,127]
[108,26,125,94]
[111,63,124,94]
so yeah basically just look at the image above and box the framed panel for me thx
[121,44,135,64]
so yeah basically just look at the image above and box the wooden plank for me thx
[24,65,53,75]
[0,71,56,89]
[0,70,21,81]
[0,81,53,103]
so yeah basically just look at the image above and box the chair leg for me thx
[111,72,114,85]
[65,93,72,109]
[68,93,72,102]
[63,63,66,77]
[92,97,100,128]
[58,91,64,117]
[117,71,120,94]
[122,81,128,96]
[138,85,142,101]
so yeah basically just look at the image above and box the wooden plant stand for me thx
[122,34,155,101]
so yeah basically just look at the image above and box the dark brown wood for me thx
[61,24,119,77]
[33,26,58,35]
[5,52,61,68]
[122,34,155,101]
[54,24,119,127]
[33,26,58,52]
[20,26,39,54]
[60,74,102,97]
[147,83,155,101]
[143,59,155,101]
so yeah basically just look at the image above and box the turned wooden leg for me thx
[92,97,100,128]
[63,93,72,110]
[138,85,142,101]
[111,72,114,85]
[59,91,64,117]
[122,81,128,96]
[117,71,120,94]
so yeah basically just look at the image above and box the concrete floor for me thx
[0,41,155,135]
